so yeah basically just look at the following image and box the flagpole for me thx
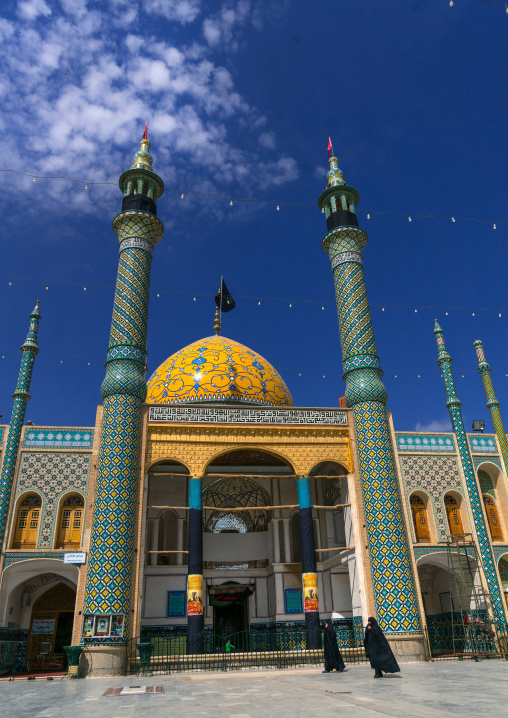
[219,275,223,335]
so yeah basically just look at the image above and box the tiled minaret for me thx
[435,323,506,620]
[474,340,508,471]
[82,135,164,643]
[0,302,40,550]
[318,156,422,637]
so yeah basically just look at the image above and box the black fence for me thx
[126,627,368,674]
[424,614,508,660]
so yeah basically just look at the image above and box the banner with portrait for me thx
[302,572,319,613]
[187,574,203,616]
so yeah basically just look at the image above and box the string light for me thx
[415,309,418,313]
[83,287,86,291]
[382,307,385,311]
[493,224,497,229]
[449,0,453,6]
[289,303,292,308]
[157,293,160,297]
[472,312,475,316]
[258,301,261,305]
[45,285,48,290]
[276,205,280,211]
[1,168,506,230]
[321,306,325,310]
[499,313,502,318]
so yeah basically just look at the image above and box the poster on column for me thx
[302,572,319,613]
[187,575,203,615]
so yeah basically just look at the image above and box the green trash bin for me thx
[136,643,153,676]
[63,646,83,679]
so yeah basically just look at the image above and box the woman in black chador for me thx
[364,617,400,678]
[322,620,346,673]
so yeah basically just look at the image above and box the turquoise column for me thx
[318,156,421,636]
[434,322,505,621]
[0,302,40,550]
[82,137,164,642]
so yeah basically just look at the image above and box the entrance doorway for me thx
[212,589,249,651]
[28,582,76,670]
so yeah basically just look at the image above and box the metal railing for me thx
[126,626,368,674]
[424,613,508,660]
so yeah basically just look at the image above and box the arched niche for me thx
[11,493,43,549]
[409,491,434,544]
[146,460,190,567]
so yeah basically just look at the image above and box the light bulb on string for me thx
[45,285,48,290]
[193,297,196,301]
[157,293,160,298]
[83,287,86,291]
[408,217,412,222]
[230,200,233,206]
[367,213,370,219]
[452,217,455,222]
[60,360,63,364]
[181,193,184,199]
[415,309,418,313]
[33,177,36,182]
[289,303,292,308]
[85,184,89,190]
[493,224,497,229]
[445,312,448,316]
[472,312,475,317]
[8,281,11,286]
[87,361,90,365]
[276,205,280,211]
[382,307,385,311]
[418,374,421,378]
[394,374,397,378]
[449,1,453,6]
[506,4,508,13]
[321,306,325,310]
[258,301,261,306]
[499,313,502,318]
[322,374,326,379]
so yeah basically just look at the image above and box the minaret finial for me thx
[131,135,153,171]
[213,306,221,335]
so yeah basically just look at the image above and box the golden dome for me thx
[146,335,293,407]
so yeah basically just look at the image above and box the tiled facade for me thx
[13,451,92,548]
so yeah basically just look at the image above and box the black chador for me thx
[322,621,345,673]
[364,617,400,678]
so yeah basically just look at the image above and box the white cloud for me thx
[414,419,452,433]
[0,0,296,216]
[203,1,253,52]
[17,0,51,21]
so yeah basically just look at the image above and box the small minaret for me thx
[318,154,422,638]
[434,322,505,620]
[0,302,40,549]
[81,133,164,648]
[474,340,508,471]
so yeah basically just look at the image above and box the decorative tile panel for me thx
[23,428,93,449]
[15,452,91,548]
[398,455,464,541]
[492,545,508,562]
[478,470,496,498]
[472,455,503,472]
[396,434,455,452]
[3,551,66,568]
[149,406,348,425]
[468,435,498,453]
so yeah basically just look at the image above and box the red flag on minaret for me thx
[143,121,148,140]
[327,137,333,157]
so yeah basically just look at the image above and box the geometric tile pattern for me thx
[15,452,90,547]
[83,157,164,644]
[468,435,498,453]
[434,321,506,620]
[0,303,40,551]
[0,427,4,443]
[396,434,455,452]
[492,545,508,562]
[353,401,422,634]
[3,551,66,568]
[23,428,93,449]
[472,455,503,472]
[398,455,464,541]
[478,470,496,498]
[321,211,422,636]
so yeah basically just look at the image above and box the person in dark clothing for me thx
[364,616,400,678]
[322,620,346,673]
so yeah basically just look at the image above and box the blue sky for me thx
[0,0,507,433]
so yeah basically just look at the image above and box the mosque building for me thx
[0,138,507,676]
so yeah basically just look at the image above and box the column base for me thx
[79,645,125,677]
[386,634,427,663]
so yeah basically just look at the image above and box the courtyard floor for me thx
[1,659,507,718]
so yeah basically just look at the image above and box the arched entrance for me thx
[27,583,76,669]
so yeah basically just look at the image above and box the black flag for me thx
[215,279,236,312]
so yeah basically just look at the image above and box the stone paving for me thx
[1,660,507,718]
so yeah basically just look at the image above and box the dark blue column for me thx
[298,478,320,648]
[187,478,203,653]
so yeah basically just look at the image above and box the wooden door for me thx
[444,495,464,537]
[12,495,41,548]
[410,495,431,543]
[55,496,84,549]
[483,496,503,541]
